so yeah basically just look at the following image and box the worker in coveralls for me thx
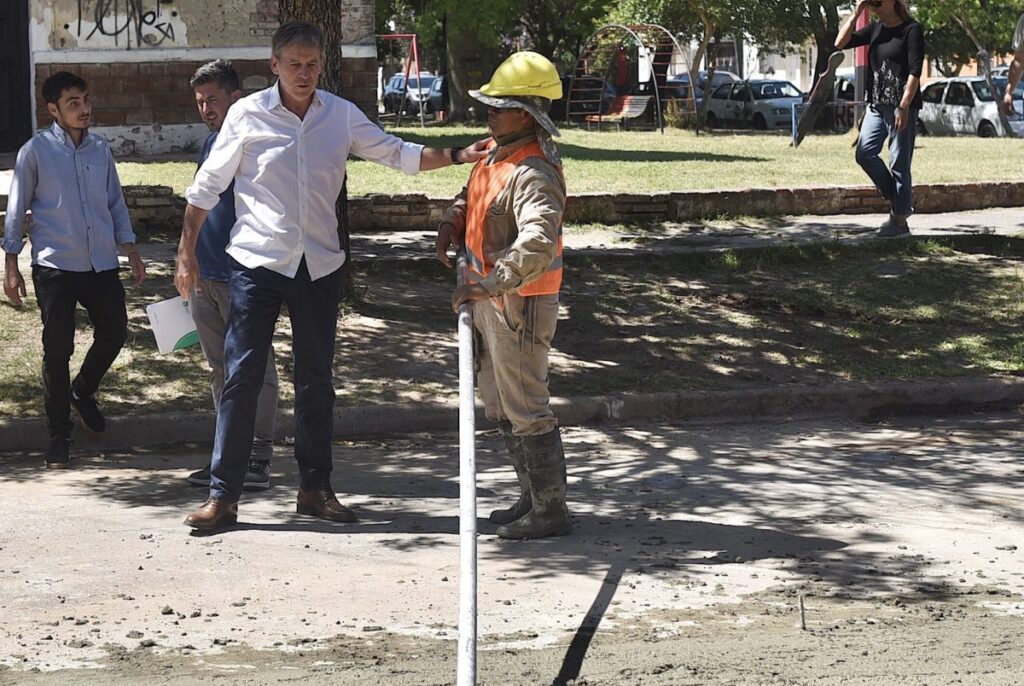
[435,52,570,540]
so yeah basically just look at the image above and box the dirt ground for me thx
[8,221,1024,420]
[2,415,1023,685]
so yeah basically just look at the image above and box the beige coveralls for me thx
[440,137,567,436]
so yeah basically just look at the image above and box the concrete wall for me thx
[26,0,378,155]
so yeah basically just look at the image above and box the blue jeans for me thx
[855,105,917,217]
[210,258,342,502]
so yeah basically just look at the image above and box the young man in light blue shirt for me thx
[3,72,146,467]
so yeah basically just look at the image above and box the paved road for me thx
[1,414,1022,683]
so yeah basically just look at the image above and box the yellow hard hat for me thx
[477,51,562,101]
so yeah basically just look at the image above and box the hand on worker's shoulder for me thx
[463,138,492,164]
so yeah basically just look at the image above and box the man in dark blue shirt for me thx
[184,60,279,491]
[3,71,146,467]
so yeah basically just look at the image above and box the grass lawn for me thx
[115,126,1024,199]
[2,236,1024,420]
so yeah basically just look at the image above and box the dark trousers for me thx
[210,258,341,502]
[31,267,128,438]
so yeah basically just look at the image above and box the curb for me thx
[1,377,1022,453]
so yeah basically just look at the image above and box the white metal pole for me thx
[456,252,477,686]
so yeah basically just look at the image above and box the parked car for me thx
[918,77,1024,137]
[704,80,804,130]
[695,70,740,91]
[664,75,704,112]
[991,65,1010,78]
[550,75,616,120]
[422,76,446,116]
[402,76,436,115]
[830,75,858,131]
[382,73,406,113]
[381,71,434,114]
[994,76,1024,101]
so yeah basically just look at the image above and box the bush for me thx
[663,98,698,130]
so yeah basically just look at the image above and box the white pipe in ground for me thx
[456,252,477,686]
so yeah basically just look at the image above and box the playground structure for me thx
[378,33,429,128]
[565,23,692,133]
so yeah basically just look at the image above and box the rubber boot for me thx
[489,420,532,525]
[497,428,571,540]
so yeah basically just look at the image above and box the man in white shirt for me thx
[176,20,487,531]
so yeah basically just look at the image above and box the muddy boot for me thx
[497,428,571,540]
[489,421,532,525]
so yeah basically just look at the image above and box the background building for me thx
[0,0,377,155]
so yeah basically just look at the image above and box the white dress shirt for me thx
[185,83,423,280]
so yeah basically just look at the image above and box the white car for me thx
[919,77,1024,137]
[704,80,804,130]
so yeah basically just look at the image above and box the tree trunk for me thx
[278,0,353,298]
[811,29,839,91]
[444,12,491,123]
[690,13,717,132]
[951,13,985,52]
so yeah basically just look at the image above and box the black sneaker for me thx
[45,436,71,469]
[187,465,211,487]
[243,461,271,491]
[70,390,106,433]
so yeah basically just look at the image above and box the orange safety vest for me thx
[464,140,563,296]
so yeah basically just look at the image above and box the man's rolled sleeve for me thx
[185,112,243,210]
[105,147,136,245]
[2,143,36,255]
[399,141,425,176]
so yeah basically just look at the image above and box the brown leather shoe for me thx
[296,486,357,523]
[184,497,238,531]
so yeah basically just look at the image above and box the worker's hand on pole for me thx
[451,283,489,312]
[436,222,464,268]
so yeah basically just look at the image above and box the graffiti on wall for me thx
[75,0,180,48]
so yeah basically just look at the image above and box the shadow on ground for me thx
[3,415,1020,601]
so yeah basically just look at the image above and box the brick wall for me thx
[341,57,379,119]
[250,0,278,37]
[34,60,274,130]
[117,182,1024,234]
[341,0,377,120]
[34,0,379,128]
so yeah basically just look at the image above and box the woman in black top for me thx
[836,0,925,237]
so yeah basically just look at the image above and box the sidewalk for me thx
[348,206,1024,264]
[125,205,1024,268]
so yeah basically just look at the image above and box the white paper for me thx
[145,296,199,354]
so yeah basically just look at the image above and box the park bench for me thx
[585,95,651,130]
